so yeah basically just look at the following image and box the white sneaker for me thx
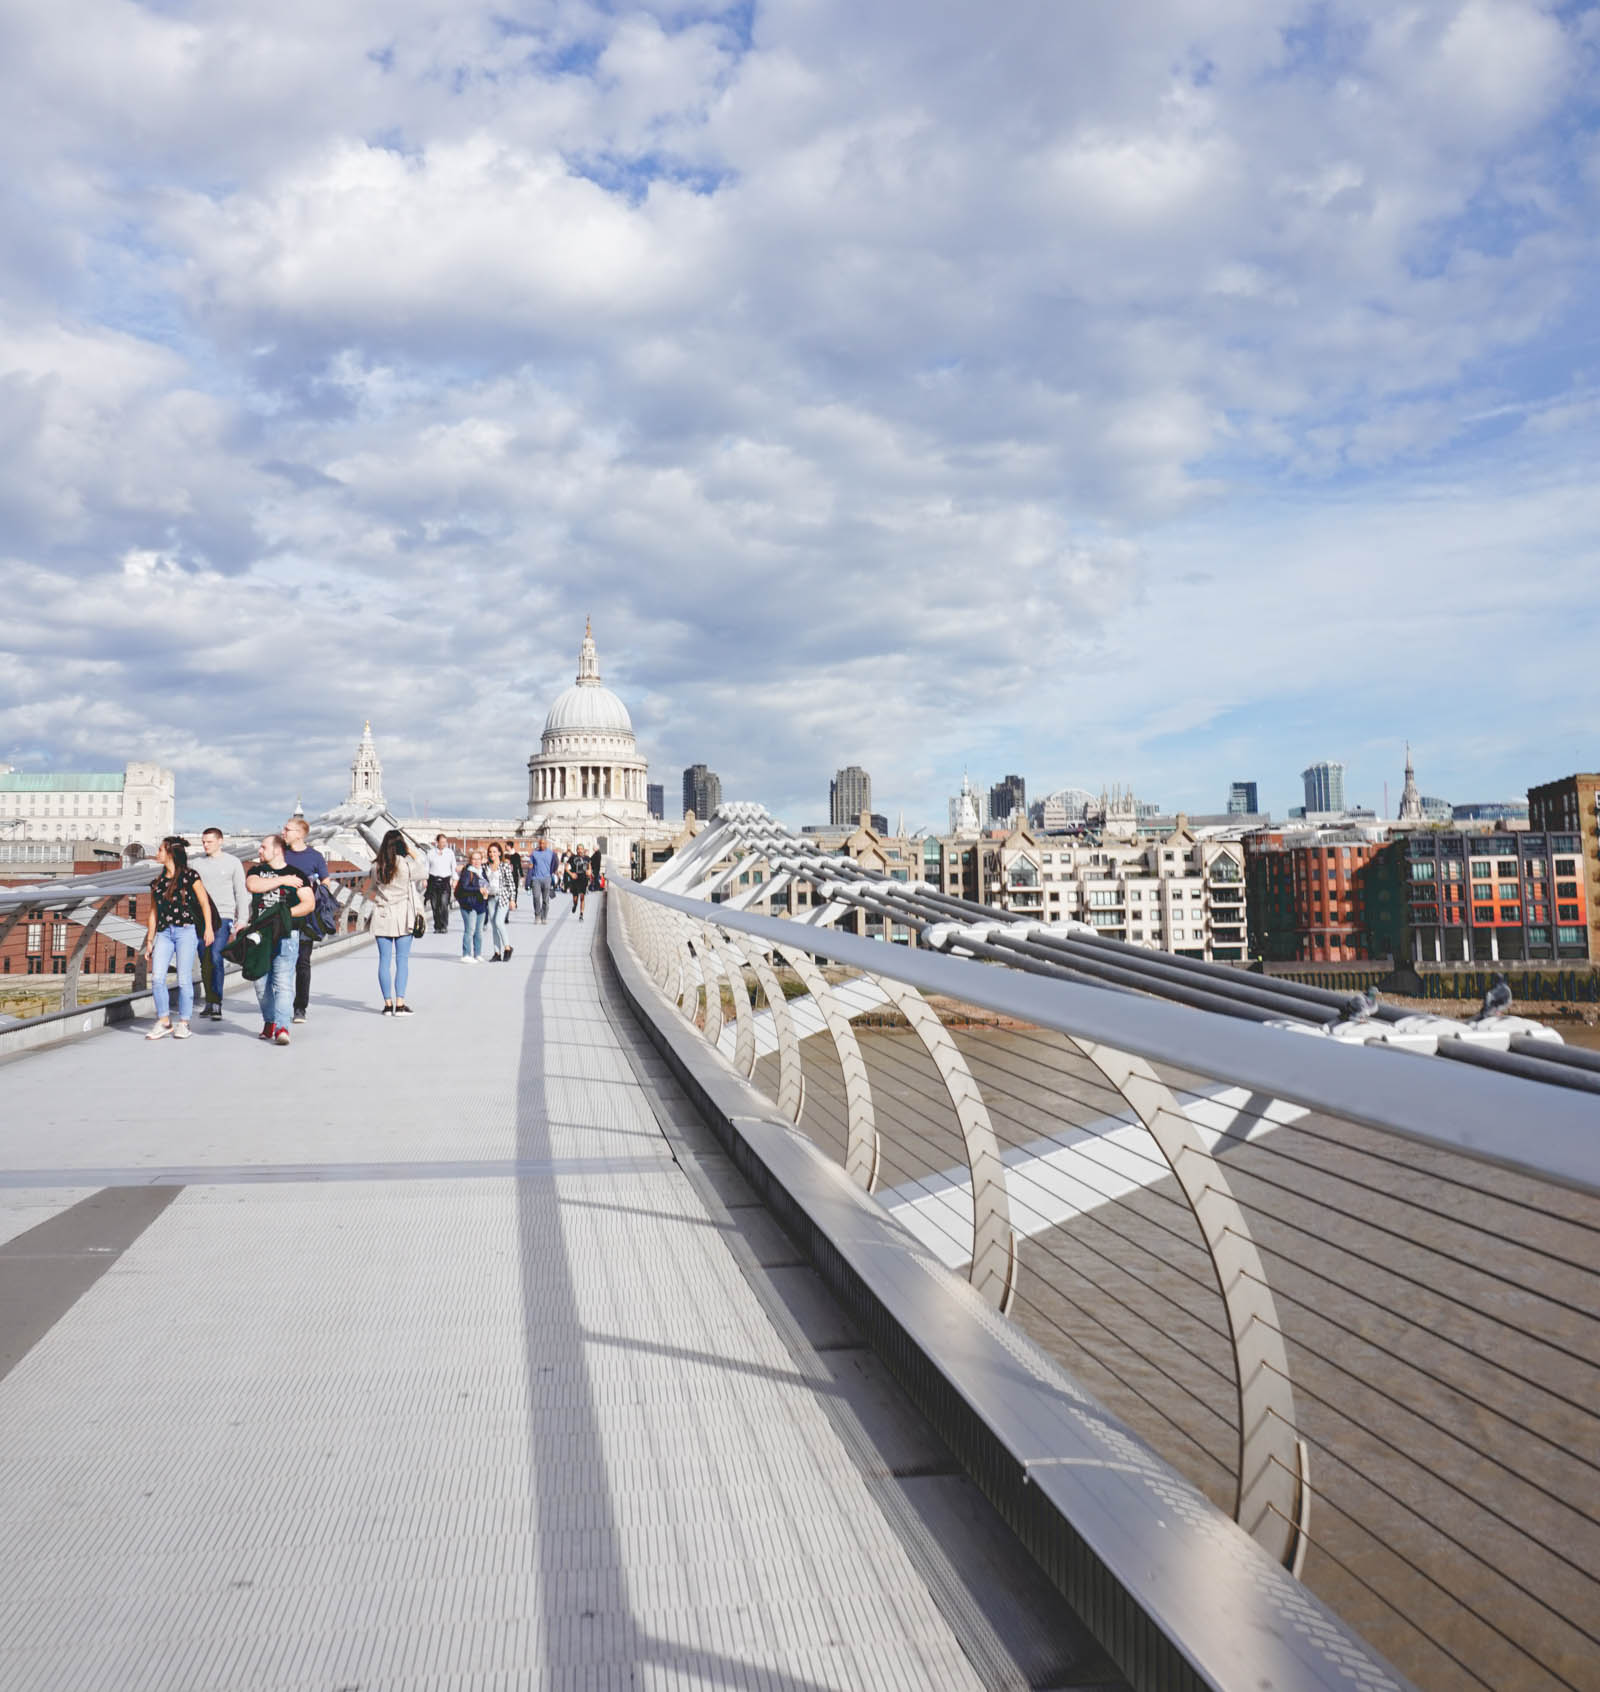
[173,1022,192,1040]
[460,955,474,965]
[145,1020,172,1041]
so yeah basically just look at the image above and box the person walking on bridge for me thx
[282,815,328,1026]
[369,828,427,1015]
[142,835,216,1041]
[483,841,516,963]
[456,848,490,963]
[524,834,558,924]
[193,826,247,1022]
[566,843,590,920]
[245,834,314,1045]
[424,834,457,933]
[505,841,523,919]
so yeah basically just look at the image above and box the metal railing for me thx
[0,863,379,1036]
[613,806,1600,1692]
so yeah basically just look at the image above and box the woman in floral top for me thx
[143,835,216,1041]
[483,842,516,963]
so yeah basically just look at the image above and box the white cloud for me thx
[0,0,1596,827]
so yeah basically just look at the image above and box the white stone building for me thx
[524,622,650,855]
[0,762,174,850]
[1000,821,1248,962]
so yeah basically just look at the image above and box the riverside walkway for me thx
[0,900,1121,1692]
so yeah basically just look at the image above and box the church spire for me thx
[348,719,385,810]
[1397,741,1423,822]
[577,619,601,685]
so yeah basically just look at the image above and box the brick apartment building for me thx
[1526,772,1599,961]
[1244,829,1403,964]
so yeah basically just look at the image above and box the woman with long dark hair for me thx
[369,828,428,1015]
[482,841,516,963]
[142,835,215,1041]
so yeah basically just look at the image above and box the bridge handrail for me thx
[623,880,1600,1198]
[607,886,1421,1692]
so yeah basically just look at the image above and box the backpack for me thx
[305,879,342,940]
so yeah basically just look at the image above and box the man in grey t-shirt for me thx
[194,827,249,1021]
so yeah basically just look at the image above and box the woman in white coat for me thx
[369,829,428,1015]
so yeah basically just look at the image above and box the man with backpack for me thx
[283,816,330,1025]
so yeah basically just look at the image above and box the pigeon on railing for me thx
[1478,974,1513,1020]
[1340,985,1380,1024]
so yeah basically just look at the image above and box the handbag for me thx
[406,871,426,939]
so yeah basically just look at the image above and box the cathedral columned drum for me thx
[524,621,650,856]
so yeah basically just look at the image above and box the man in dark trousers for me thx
[505,840,523,920]
[425,833,457,932]
[282,815,329,1025]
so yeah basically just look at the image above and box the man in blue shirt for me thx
[524,833,559,924]
[282,816,330,1024]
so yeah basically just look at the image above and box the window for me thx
[1470,861,1493,878]
[1472,883,1494,901]
[1497,861,1518,878]
[1555,858,1577,876]
[1443,859,1463,878]
[126,897,137,918]
[1558,926,1583,946]
[1410,862,1435,881]
[1129,890,1141,902]
[1528,860,1545,879]
[26,922,41,954]
[1558,904,1580,922]
[1500,906,1520,923]
[1474,906,1495,923]
[1557,881,1578,899]
[1553,837,1579,853]
[1173,928,1184,940]
[1528,927,1549,947]
[51,923,67,954]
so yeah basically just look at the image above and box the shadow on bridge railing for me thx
[611,878,1599,1692]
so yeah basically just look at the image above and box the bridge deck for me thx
[0,902,1118,1691]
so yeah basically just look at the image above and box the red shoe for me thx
[259,1024,273,1041]
[272,1026,292,1046]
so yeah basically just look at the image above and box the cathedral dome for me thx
[543,682,633,739]
[541,619,635,742]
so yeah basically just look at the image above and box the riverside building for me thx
[0,762,174,851]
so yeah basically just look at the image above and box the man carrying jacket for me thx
[282,817,329,1025]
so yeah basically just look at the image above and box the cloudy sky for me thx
[2,0,1597,830]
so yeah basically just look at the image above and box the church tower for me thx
[348,720,385,810]
[1398,743,1423,823]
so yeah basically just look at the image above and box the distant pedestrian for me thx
[245,834,314,1045]
[425,833,457,932]
[589,844,603,892]
[193,826,248,1022]
[505,841,523,916]
[524,833,558,924]
[282,816,329,1025]
[567,843,590,920]
[483,842,516,963]
[142,835,216,1041]
[456,849,490,963]
[369,828,427,1015]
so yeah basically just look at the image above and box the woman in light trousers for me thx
[369,829,428,1014]
[483,842,516,962]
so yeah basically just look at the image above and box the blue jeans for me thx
[151,924,199,1022]
[527,877,551,920]
[376,933,413,1000]
[254,930,300,1029]
[203,919,234,1002]
[460,906,485,957]
[486,897,507,954]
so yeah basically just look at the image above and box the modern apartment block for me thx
[0,762,175,851]
[988,774,1026,828]
[829,765,872,827]
[1244,829,1404,964]
[1227,781,1259,816]
[1301,761,1346,814]
[1399,825,1590,963]
[1526,771,1600,960]
[681,763,722,820]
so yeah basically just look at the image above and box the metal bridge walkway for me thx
[0,902,1118,1692]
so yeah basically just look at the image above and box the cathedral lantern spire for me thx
[577,618,601,685]
[1397,741,1423,823]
